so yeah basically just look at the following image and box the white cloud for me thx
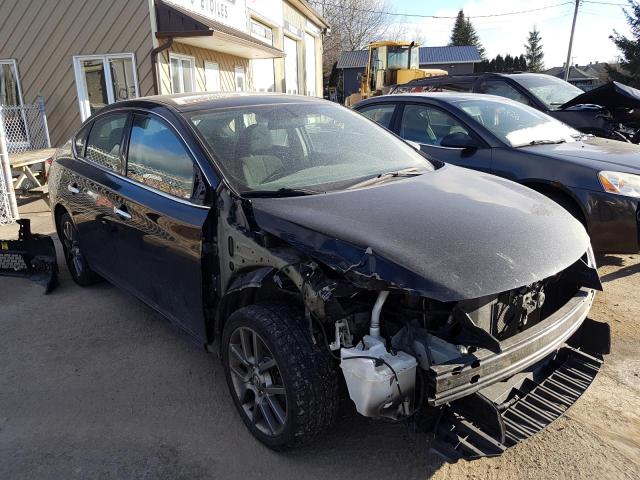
[388,0,631,67]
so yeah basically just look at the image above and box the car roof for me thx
[102,92,328,114]
[358,92,514,105]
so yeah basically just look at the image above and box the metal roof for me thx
[337,46,481,69]
[419,46,481,65]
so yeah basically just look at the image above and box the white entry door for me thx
[205,61,220,92]
[304,33,317,97]
[284,36,299,95]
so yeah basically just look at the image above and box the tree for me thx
[518,54,528,71]
[525,26,545,72]
[449,10,468,46]
[609,1,640,87]
[308,0,394,82]
[495,54,505,72]
[449,10,486,59]
[504,54,514,72]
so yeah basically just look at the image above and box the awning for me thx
[155,1,284,59]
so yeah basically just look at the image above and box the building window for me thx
[284,36,299,95]
[0,59,23,106]
[73,53,139,121]
[205,61,220,92]
[304,33,317,97]
[235,66,246,92]
[251,19,275,93]
[169,53,195,94]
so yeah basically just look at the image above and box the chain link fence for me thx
[0,97,51,225]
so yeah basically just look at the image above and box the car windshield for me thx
[451,97,581,147]
[511,74,584,110]
[188,102,434,193]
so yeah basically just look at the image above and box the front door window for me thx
[74,54,139,120]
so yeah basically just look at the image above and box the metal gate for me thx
[0,97,51,224]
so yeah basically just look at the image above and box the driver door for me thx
[396,103,492,173]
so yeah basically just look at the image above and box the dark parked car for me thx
[392,73,640,142]
[47,93,608,461]
[354,92,640,253]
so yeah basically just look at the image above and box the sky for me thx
[386,0,632,67]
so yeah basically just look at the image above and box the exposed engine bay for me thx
[211,180,609,461]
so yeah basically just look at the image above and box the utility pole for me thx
[564,0,580,81]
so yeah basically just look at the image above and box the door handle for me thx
[67,184,80,194]
[113,206,131,220]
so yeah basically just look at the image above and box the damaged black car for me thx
[393,72,640,143]
[46,93,609,460]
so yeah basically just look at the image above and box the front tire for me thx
[222,304,340,450]
[58,212,101,286]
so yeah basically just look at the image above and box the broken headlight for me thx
[598,170,640,198]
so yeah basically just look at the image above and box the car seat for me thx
[237,124,284,187]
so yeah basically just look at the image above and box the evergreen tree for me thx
[449,10,468,46]
[449,10,486,59]
[525,26,545,72]
[518,54,528,71]
[609,1,640,87]
[495,54,505,72]
[504,54,514,72]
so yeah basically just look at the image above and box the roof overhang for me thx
[155,1,284,59]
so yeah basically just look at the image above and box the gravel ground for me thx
[1,198,639,480]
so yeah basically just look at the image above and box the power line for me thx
[315,1,574,20]
[583,1,629,5]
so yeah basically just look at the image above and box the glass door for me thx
[205,61,221,92]
[235,66,246,92]
[0,59,29,150]
[74,54,139,121]
[304,33,317,97]
[169,54,195,94]
[284,36,299,95]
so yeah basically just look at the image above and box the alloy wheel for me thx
[62,219,84,277]
[227,327,288,436]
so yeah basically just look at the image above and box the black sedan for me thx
[354,92,640,253]
[46,93,607,460]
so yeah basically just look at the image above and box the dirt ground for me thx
[1,197,639,480]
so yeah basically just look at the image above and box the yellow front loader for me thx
[345,41,447,106]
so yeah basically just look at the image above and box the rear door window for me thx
[126,114,195,199]
[358,104,396,129]
[400,104,471,146]
[478,79,533,106]
[85,113,128,172]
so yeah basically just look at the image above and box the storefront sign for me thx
[166,0,248,32]
[246,0,283,26]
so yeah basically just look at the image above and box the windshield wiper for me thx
[520,139,567,147]
[240,187,322,198]
[348,167,426,189]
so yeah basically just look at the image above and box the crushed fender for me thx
[0,219,58,293]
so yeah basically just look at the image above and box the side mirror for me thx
[440,132,481,150]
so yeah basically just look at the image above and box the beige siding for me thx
[0,0,154,146]
[158,42,252,94]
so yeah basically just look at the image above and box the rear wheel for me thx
[222,304,339,450]
[58,212,101,286]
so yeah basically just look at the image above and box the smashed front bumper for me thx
[427,288,610,461]
[0,219,58,293]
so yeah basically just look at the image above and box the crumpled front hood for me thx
[250,165,589,301]
[561,81,640,110]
